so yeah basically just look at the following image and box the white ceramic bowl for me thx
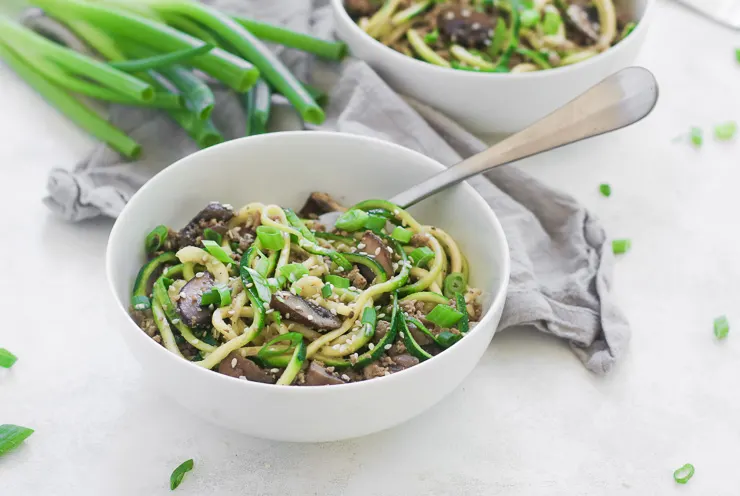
[331,0,655,134]
[106,132,510,442]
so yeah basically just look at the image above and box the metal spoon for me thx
[319,66,659,227]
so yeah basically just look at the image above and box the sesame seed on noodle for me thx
[231,358,237,368]
[271,368,280,373]
[445,11,454,20]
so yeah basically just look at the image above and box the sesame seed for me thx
[209,304,215,310]
[400,332,405,339]
[341,374,350,381]
[384,344,392,350]
[484,39,491,46]
[263,302,270,309]
[357,243,366,249]
[330,308,337,315]
[471,22,481,29]
[285,313,291,319]
[224,203,233,210]
[202,256,208,262]
[179,292,187,299]
[306,315,314,322]
[172,318,180,324]
[332,344,340,350]
[192,339,200,344]
[134,304,146,310]
[375,305,381,310]
[368,343,375,350]
[228,310,235,316]
[246,283,253,288]
[374,247,381,255]
[387,246,393,253]
[270,368,280,373]
[487,29,494,37]
[266,309,274,314]
[378,313,386,318]
[239,375,247,380]
[326,366,335,372]
[339,344,348,352]
[231,358,237,368]
[351,353,359,360]
[445,11,454,20]
[461,8,470,16]
[383,371,391,376]
[227,264,232,270]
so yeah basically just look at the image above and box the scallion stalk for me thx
[109,43,214,72]
[158,65,215,120]
[426,304,464,328]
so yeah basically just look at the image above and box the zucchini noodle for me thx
[176,246,229,284]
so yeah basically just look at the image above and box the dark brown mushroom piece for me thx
[271,291,342,330]
[437,5,495,49]
[298,192,347,218]
[361,231,394,277]
[218,352,277,384]
[345,0,382,19]
[176,272,215,328]
[389,354,420,372]
[564,4,600,43]
[177,202,235,247]
[304,361,344,386]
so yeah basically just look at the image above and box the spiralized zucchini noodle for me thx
[347,0,635,73]
[128,193,483,386]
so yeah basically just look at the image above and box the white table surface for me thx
[3,1,740,494]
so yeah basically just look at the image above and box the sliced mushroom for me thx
[389,354,420,372]
[299,192,347,218]
[178,202,235,247]
[304,361,344,386]
[437,5,495,49]
[271,291,342,330]
[564,4,600,42]
[361,231,394,276]
[218,352,277,384]
[345,0,382,19]
[176,272,215,328]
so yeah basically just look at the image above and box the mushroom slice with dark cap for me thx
[271,291,342,330]
[360,231,394,276]
[176,272,215,328]
[437,5,496,49]
[562,2,600,42]
[345,0,382,18]
[304,362,344,386]
[218,352,277,384]
[299,192,347,218]
[177,202,234,247]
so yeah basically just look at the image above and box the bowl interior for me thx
[108,131,508,366]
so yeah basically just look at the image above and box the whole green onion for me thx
[673,463,694,484]
[145,225,169,254]
[426,304,464,328]
[0,425,34,457]
[157,65,215,121]
[170,459,194,490]
[278,263,309,284]
[244,79,272,136]
[335,209,369,232]
[391,226,413,244]
[325,275,350,289]
[109,43,214,73]
[202,240,234,265]
[256,226,286,251]
[0,348,18,369]
[714,315,730,339]
[443,273,466,299]
[410,246,435,268]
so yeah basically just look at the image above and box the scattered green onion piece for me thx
[488,17,508,58]
[203,228,222,245]
[714,121,737,141]
[426,304,464,328]
[673,463,694,484]
[247,266,272,303]
[714,315,730,339]
[542,10,562,35]
[255,252,278,278]
[109,43,214,72]
[256,226,286,251]
[335,209,370,232]
[325,275,351,289]
[361,306,377,326]
[201,284,232,308]
[202,240,234,265]
[736,48,740,64]
[437,330,463,348]
[364,214,387,233]
[410,246,435,268]
[690,127,703,148]
[520,9,540,28]
[407,29,451,67]
[0,348,18,368]
[443,273,466,299]
[170,459,194,490]
[278,263,309,284]
[516,47,551,70]
[321,284,333,299]
[0,424,34,456]
[145,225,169,254]
[612,239,631,255]
[599,183,612,197]
[423,28,439,44]
[455,292,469,333]
[391,226,413,244]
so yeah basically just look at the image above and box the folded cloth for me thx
[31,0,629,374]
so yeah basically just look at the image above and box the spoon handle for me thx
[389,66,659,209]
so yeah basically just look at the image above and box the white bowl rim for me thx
[106,131,511,395]
[330,0,656,80]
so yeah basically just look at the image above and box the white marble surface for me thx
[3,1,740,494]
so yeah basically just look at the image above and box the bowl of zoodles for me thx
[331,0,654,134]
[106,131,509,442]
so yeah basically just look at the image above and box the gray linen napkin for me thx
[30,0,629,374]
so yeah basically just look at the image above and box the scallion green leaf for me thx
[426,304,464,328]
[673,463,694,484]
[0,348,18,368]
[612,239,631,255]
[423,28,439,44]
[256,226,286,251]
[714,315,730,339]
[714,121,737,141]
[364,214,387,233]
[690,127,703,148]
[410,246,435,268]
[200,284,232,308]
[391,226,413,244]
[520,9,540,28]
[0,424,34,456]
[542,10,562,35]
[202,240,234,265]
[734,48,740,64]
[321,283,333,299]
[599,183,612,197]
[335,209,369,232]
[170,458,194,490]
[436,330,463,348]
[278,263,309,284]
[443,273,466,299]
[109,43,214,72]
[145,225,169,254]
[325,275,350,289]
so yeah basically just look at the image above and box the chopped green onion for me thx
[455,292,469,333]
[109,43,214,72]
[284,208,317,243]
[203,228,222,245]
[426,304,464,328]
[520,9,540,28]
[335,209,369,232]
[364,214,387,233]
[256,226,286,251]
[0,348,18,368]
[321,283,333,299]
[488,17,508,58]
[714,121,737,141]
[423,28,439,44]
[247,267,272,303]
[170,459,194,490]
[0,424,34,456]
[690,127,703,148]
[612,239,631,255]
[673,463,694,484]
[714,315,730,339]
[542,10,562,35]
[131,295,151,310]
[278,263,308,284]
[201,240,234,265]
[391,226,413,244]
[410,246,435,268]
[599,183,612,197]
[145,225,169,254]
[736,48,740,64]
[200,284,232,307]
[436,330,463,348]
[450,45,496,69]
[361,306,377,326]
[443,273,466,299]
[325,275,350,289]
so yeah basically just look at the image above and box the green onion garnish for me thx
[203,228,222,245]
[321,283,333,299]
[423,28,439,44]
[612,239,631,255]
[391,226,413,244]
[542,10,562,35]
[714,121,737,141]
[436,330,463,348]
[455,293,469,333]
[278,263,308,284]
[335,209,369,232]
[131,295,151,311]
[145,225,169,254]
[201,240,234,265]
[0,424,34,456]
[170,459,194,490]
[325,274,350,289]
[520,9,540,28]
[256,225,286,251]
[714,315,730,339]
[361,306,377,325]
[735,48,740,64]
[599,183,612,197]
[200,284,232,307]
[443,273,466,299]
[364,214,387,233]
[690,127,703,148]
[0,348,18,368]
[410,246,435,268]
[247,267,273,303]
[426,304,464,328]
[673,463,694,484]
